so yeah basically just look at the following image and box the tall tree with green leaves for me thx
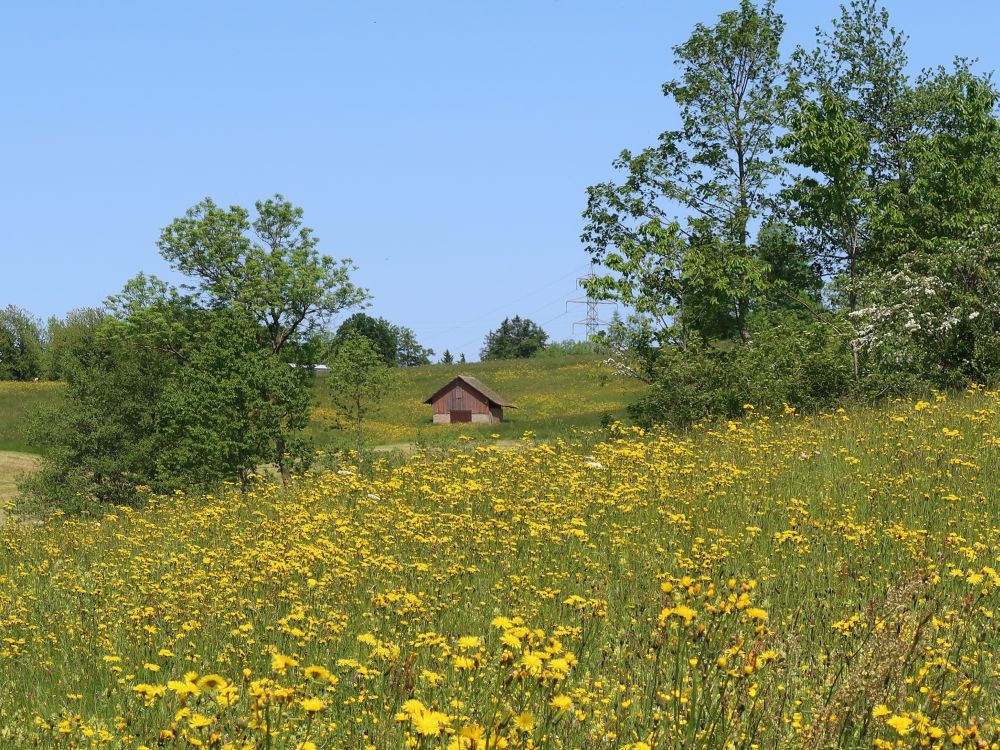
[24,277,314,508]
[325,333,396,456]
[783,0,910,304]
[157,195,368,356]
[852,61,1000,389]
[332,313,398,365]
[0,305,44,381]
[392,324,434,366]
[43,308,106,380]
[480,316,548,360]
[583,0,785,346]
[157,195,368,478]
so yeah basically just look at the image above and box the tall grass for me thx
[0,381,63,453]
[0,388,997,747]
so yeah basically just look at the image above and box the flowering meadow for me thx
[1,389,1000,749]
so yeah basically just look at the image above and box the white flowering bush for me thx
[850,244,1000,391]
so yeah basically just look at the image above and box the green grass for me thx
[0,356,643,456]
[0,382,64,453]
[1,388,999,747]
[308,355,645,449]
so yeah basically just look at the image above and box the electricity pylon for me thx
[566,274,616,339]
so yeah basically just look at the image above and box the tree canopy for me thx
[24,197,365,507]
[480,317,549,360]
[583,0,1000,425]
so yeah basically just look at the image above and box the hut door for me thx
[451,410,472,423]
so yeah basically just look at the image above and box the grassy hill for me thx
[310,354,644,449]
[0,381,64,453]
[0,355,643,455]
[2,386,999,746]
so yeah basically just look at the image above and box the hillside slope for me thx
[0,356,643,455]
[1,389,998,746]
[311,354,643,448]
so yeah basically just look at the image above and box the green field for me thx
[2,386,999,747]
[309,355,644,449]
[0,356,643,457]
[0,382,65,453]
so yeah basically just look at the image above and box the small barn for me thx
[424,375,516,424]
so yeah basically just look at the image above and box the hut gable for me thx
[423,375,516,424]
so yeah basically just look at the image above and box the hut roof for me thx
[423,375,517,408]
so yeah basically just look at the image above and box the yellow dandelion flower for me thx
[550,695,572,711]
[300,697,324,713]
[271,653,299,673]
[513,710,535,733]
[188,713,213,729]
[887,715,913,736]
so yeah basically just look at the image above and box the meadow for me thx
[0,381,64,453]
[309,355,645,449]
[0,386,998,748]
[0,356,643,457]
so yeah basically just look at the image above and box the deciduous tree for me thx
[325,333,396,455]
[480,316,548,360]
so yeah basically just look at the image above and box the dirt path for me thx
[0,451,40,521]
[372,440,522,454]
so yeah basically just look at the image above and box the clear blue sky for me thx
[2,1,995,360]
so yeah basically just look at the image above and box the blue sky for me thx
[2,1,996,360]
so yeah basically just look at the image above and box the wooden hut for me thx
[424,375,516,424]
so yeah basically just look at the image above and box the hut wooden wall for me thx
[431,381,491,415]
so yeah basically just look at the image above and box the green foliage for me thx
[22,310,171,509]
[583,0,785,348]
[157,194,369,355]
[325,333,396,455]
[779,88,873,305]
[754,222,823,305]
[155,310,312,488]
[440,349,454,365]
[630,314,853,428]
[333,313,398,365]
[22,289,314,508]
[0,305,44,381]
[157,195,367,480]
[21,192,367,508]
[533,339,600,358]
[584,0,1000,425]
[43,308,106,381]
[392,324,434,367]
[480,316,548,360]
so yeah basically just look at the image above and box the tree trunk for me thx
[276,435,290,484]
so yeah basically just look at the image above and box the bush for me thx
[630,313,853,427]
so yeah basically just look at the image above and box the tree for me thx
[458,353,466,364]
[0,305,44,381]
[43,308,106,380]
[852,61,1000,390]
[23,281,182,507]
[480,316,548,360]
[24,277,314,508]
[392,325,434,366]
[780,89,874,316]
[333,313,397,365]
[782,0,910,311]
[754,221,823,308]
[325,333,396,456]
[155,309,311,488]
[157,195,368,478]
[157,195,368,356]
[583,0,785,347]
[440,349,454,365]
